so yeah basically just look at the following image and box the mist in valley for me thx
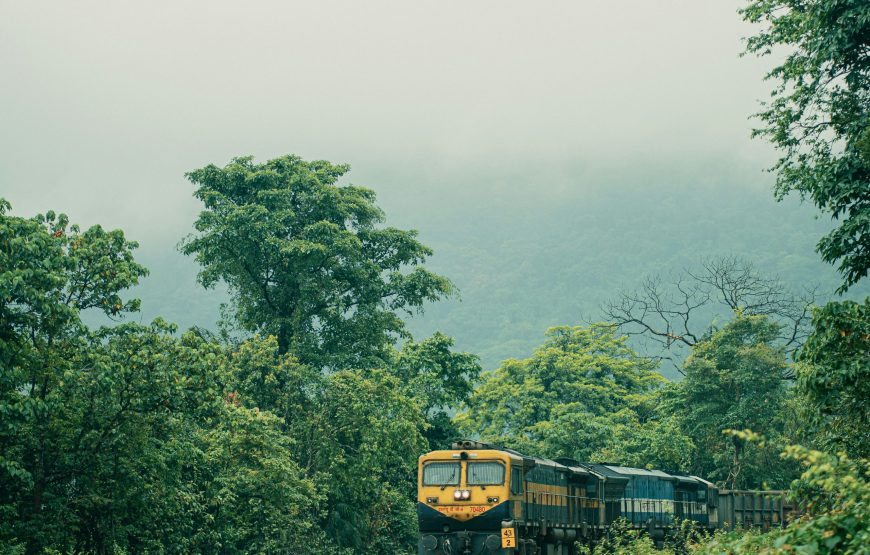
[2,0,862,374]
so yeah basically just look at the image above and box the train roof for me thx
[602,465,674,479]
[590,464,711,487]
[445,441,713,487]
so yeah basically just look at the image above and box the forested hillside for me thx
[129,162,868,376]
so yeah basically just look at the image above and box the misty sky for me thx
[4,1,830,366]
[2,1,775,225]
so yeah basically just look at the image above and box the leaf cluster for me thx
[741,0,870,292]
[797,299,870,458]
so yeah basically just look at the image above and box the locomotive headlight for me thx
[461,490,471,500]
[453,490,462,500]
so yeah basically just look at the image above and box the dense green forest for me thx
[2,0,869,554]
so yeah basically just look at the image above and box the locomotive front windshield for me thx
[467,461,505,485]
[423,462,460,486]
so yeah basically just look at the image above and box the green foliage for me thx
[229,335,426,553]
[390,332,481,448]
[305,369,425,553]
[186,404,338,555]
[592,411,695,473]
[0,201,153,551]
[177,152,478,552]
[669,315,796,489]
[797,299,870,458]
[694,527,779,555]
[663,519,709,555]
[579,519,707,555]
[456,324,663,461]
[0,312,342,554]
[772,446,870,555]
[0,202,349,554]
[741,0,870,292]
[181,154,453,369]
[577,518,663,555]
[696,445,870,555]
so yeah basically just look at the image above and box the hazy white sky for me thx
[2,0,774,239]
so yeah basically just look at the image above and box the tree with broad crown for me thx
[455,324,663,461]
[181,155,453,369]
[0,201,148,536]
[741,0,870,293]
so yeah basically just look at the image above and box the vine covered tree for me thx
[742,0,870,292]
[182,155,453,369]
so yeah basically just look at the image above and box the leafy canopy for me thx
[456,324,663,461]
[0,200,148,501]
[742,0,870,292]
[0,201,345,554]
[670,315,795,489]
[695,440,870,555]
[390,332,481,448]
[181,155,453,369]
[228,334,427,553]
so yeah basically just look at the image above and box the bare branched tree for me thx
[602,256,817,377]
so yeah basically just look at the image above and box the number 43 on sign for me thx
[501,527,516,549]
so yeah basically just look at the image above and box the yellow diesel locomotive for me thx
[418,441,795,555]
[418,440,601,555]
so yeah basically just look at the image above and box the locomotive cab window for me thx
[467,461,505,485]
[422,462,460,486]
[510,467,523,495]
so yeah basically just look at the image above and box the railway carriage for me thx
[418,440,794,555]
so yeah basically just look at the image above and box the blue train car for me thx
[586,465,675,526]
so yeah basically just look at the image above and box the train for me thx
[417,440,798,555]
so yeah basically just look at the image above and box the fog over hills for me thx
[2,1,865,377]
[105,158,867,379]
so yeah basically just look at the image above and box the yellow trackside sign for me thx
[501,527,516,549]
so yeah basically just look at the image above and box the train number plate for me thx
[501,527,516,548]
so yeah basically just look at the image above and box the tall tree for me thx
[456,324,663,461]
[742,0,870,292]
[0,201,148,546]
[181,155,453,369]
